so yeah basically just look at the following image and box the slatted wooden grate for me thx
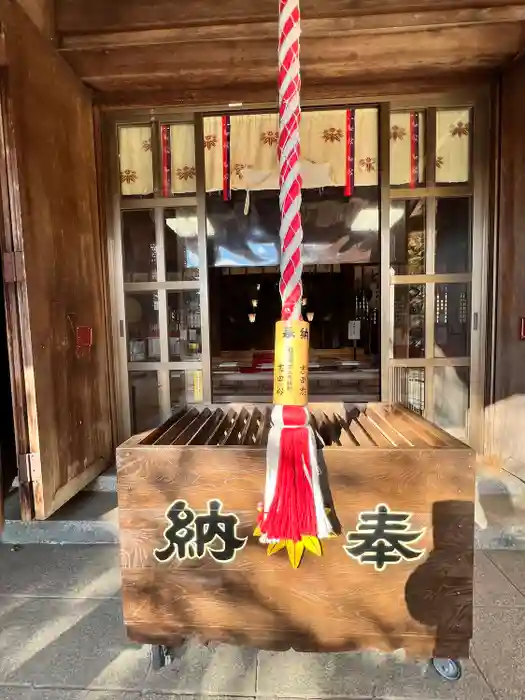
[140,403,463,449]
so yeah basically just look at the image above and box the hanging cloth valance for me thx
[117,107,470,197]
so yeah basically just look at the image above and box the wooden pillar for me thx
[16,0,55,43]
[491,56,525,473]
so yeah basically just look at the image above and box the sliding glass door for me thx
[108,114,211,437]
[381,98,489,448]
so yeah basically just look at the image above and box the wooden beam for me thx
[97,70,494,110]
[61,24,523,92]
[60,7,525,50]
[61,6,525,50]
[56,0,525,34]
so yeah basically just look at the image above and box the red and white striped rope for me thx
[278,0,303,322]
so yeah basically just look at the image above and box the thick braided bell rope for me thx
[278,0,303,322]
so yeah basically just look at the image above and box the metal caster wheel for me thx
[431,657,462,682]
[150,645,172,671]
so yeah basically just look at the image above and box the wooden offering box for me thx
[116,402,475,659]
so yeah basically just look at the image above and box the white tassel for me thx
[260,406,332,542]
[308,426,332,539]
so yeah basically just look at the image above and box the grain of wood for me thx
[0,0,112,519]
[116,402,475,655]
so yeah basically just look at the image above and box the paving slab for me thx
[143,641,257,696]
[256,649,378,698]
[486,550,525,597]
[143,696,255,700]
[31,693,140,700]
[471,606,525,700]
[372,657,496,699]
[0,596,149,690]
[0,544,120,598]
[0,689,32,700]
[2,544,525,699]
[0,690,141,700]
[474,551,525,607]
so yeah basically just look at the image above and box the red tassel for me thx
[262,406,316,542]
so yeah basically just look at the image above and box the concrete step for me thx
[84,465,117,492]
[13,466,117,493]
[1,488,119,545]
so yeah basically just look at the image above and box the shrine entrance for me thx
[106,95,489,451]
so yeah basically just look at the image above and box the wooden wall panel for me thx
[0,0,113,518]
[97,72,493,110]
[490,55,525,474]
[61,24,523,94]
[55,0,525,35]
[16,0,55,41]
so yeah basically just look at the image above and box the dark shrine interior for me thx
[205,187,381,361]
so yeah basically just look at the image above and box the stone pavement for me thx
[0,544,524,700]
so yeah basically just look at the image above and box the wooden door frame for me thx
[0,65,115,521]
[0,69,37,520]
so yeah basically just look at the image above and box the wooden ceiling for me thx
[52,0,525,105]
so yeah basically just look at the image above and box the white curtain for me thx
[436,109,470,183]
[117,107,470,196]
[118,126,153,196]
[354,108,378,187]
[231,108,379,191]
[170,123,197,194]
[390,111,426,187]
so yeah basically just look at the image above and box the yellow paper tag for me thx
[273,320,309,406]
[193,370,203,402]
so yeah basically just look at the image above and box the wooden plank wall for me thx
[0,0,113,517]
[488,55,525,477]
[53,0,525,105]
[55,0,525,34]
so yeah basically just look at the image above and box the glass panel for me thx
[393,285,425,359]
[160,123,196,196]
[171,369,202,409]
[164,207,199,281]
[126,292,160,362]
[434,366,469,437]
[118,125,154,197]
[129,371,160,433]
[390,110,425,187]
[206,188,380,268]
[122,210,157,282]
[435,283,470,358]
[167,291,202,361]
[390,199,425,274]
[391,367,425,415]
[436,108,471,184]
[435,197,471,273]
